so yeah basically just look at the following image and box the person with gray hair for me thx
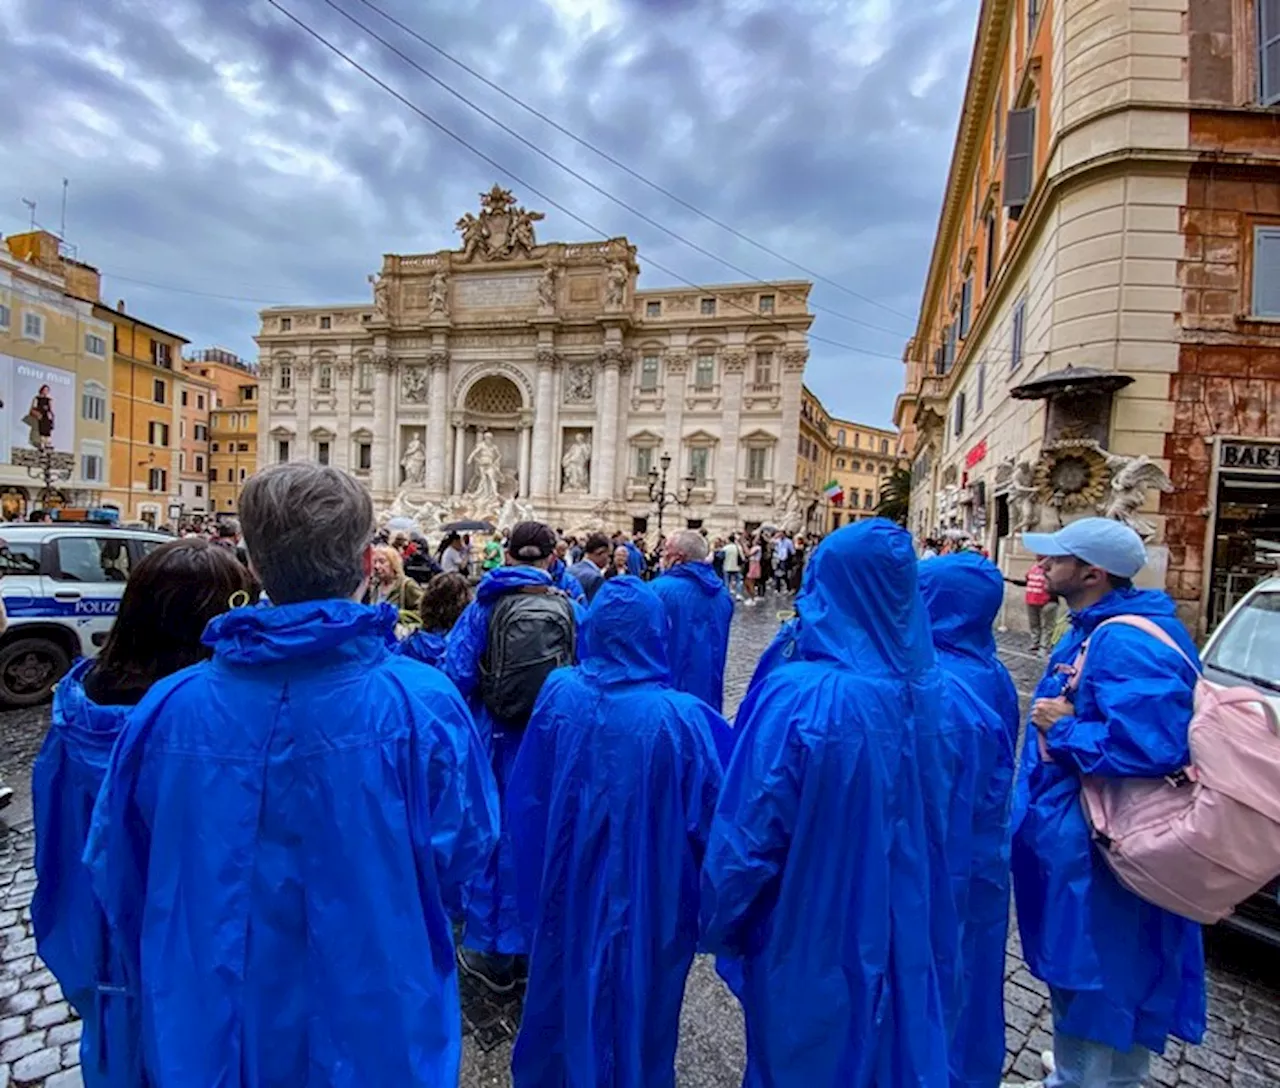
[651,528,734,711]
[84,462,499,1086]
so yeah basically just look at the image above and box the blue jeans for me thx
[725,570,742,596]
[1048,991,1150,1088]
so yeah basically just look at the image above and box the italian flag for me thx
[823,480,843,502]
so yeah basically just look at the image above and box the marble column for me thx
[335,360,353,469]
[371,352,393,501]
[530,350,556,502]
[452,421,466,495]
[593,350,622,500]
[717,352,746,506]
[294,358,312,467]
[662,352,688,475]
[518,418,533,499]
[426,351,449,495]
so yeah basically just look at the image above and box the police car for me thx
[0,524,171,706]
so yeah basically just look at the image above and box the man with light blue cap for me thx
[1009,517,1205,1088]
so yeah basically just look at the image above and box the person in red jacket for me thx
[1025,559,1055,654]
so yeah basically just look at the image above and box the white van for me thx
[0,524,172,706]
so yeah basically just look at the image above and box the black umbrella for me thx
[441,519,496,533]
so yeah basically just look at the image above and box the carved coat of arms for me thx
[455,185,545,262]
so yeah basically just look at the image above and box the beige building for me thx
[256,186,813,536]
[0,233,113,517]
[186,348,259,516]
[895,0,1280,634]
[796,386,833,534]
[828,419,898,530]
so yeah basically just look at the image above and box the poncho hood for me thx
[580,576,670,686]
[202,598,396,666]
[918,551,1004,660]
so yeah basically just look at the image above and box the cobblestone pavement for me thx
[0,600,1277,1086]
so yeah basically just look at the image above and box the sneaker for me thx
[0,785,12,812]
[1041,1051,1055,1075]
[998,1081,1043,1088]
[457,948,520,993]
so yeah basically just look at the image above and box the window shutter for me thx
[959,277,973,338]
[1011,297,1027,370]
[1262,0,1280,105]
[1253,227,1280,316]
[977,358,987,414]
[954,391,966,437]
[1003,107,1036,211]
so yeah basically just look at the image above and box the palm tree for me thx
[875,466,911,525]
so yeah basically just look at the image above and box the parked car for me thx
[0,524,171,706]
[1200,574,1280,947]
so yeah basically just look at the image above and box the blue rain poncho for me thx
[84,599,499,1087]
[700,520,953,1088]
[918,553,1021,1088]
[625,541,646,576]
[650,559,734,712]
[397,628,447,668]
[550,557,587,603]
[445,564,581,955]
[32,660,141,1088]
[1011,586,1206,1054]
[507,577,730,1087]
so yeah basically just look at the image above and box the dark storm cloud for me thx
[1,0,979,425]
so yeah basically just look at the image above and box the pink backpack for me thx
[1065,615,1280,924]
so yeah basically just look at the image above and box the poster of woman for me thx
[10,359,74,457]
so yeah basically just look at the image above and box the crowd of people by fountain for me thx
[23,461,1213,1088]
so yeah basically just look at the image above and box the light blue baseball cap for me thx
[1022,517,1147,579]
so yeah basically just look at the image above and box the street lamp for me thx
[20,446,74,511]
[646,451,695,535]
[167,501,184,527]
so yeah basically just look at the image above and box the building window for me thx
[836,457,846,469]
[242,386,255,402]
[179,450,187,472]
[954,391,967,438]
[1263,2,1280,105]
[21,312,44,341]
[280,317,292,331]
[0,303,9,329]
[1028,0,1040,42]
[194,423,208,441]
[646,301,661,318]
[689,446,709,483]
[357,442,372,470]
[694,353,715,390]
[746,446,768,484]
[239,468,247,482]
[635,446,653,478]
[228,415,238,431]
[759,294,775,314]
[977,358,987,414]
[152,341,172,367]
[880,438,889,454]
[959,276,973,338]
[754,350,774,387]
[279,365,293,391]
[317,441,331,466]
[700,297,717,316]
[320,315,331,330]
[234,442,247,452]
[984,212,998,288]
[318,364,333,392]
[181,389,189,407]
[194,484,204,499]
[1251,226,1280,315]
[941,322,956,372]
[211,441,220,453]
[640,354,660,392]
[81,384,106,422]
[153,378,166,404]
[277,439,290,463]
[80,451,104,482]
[148,467,168,492]
[1011,294,1027,370]
[357,361,373,392]
[195,454,205,472]
[241,413,250,428]
[864,490,874,510]
[1004,106,1036,215]
[84,332,107,357]
[197,393,206,410]
[148,421,171,446]
[209,468,218,482]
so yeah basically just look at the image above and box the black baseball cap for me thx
[508,521,557,561]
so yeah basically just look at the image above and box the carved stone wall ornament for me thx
[401,366,429,403]
[598,347,624,370]
[455,185,546,262]
[782,349,809,371]
[565,361,595,403]
[723,351,747,374]
[665,352,689,376]
[605,262,628,308]
[453,361,534,407]
[427,271,449,316]
[336,359,354,378]
[535,348,560,370]
[1101,451,1174,539]
[368,273,390,318]
[427,350,450,370]
[538,266,558,312]
[372,351,396,372]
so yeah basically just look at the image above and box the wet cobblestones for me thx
[0,605,1276,1086]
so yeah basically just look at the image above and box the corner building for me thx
[895,0,1280,635]
[255,187,813,537]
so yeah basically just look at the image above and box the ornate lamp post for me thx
[20,446,74,511]
[647,451,695,535]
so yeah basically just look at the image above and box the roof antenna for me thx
[21,198,36,231]
[60,179,69,240]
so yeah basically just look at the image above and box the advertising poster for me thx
[9,356,75,459]
[0,356,12,461]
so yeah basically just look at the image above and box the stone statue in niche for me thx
[774,484,805,533]
[537,266,558,312]
[401,366,428,403]
[368,273,390,318]
[1101,452,1174,539]
[427,271,449,316]
[561,432,592,493]
[564,361,594,403]
[400,434,426,487]
[466,429,503,508]
[1009,460,1040,534]
[605,262,628,308]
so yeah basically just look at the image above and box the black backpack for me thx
[479,586,577,727]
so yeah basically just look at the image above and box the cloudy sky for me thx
[1,0,979,427]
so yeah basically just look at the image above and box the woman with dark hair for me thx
[25,383,55,449]
[32,538,251,1087]
[398,572,473,668]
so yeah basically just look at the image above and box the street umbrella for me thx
[385,516,416,532]
[441,519,496,533]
